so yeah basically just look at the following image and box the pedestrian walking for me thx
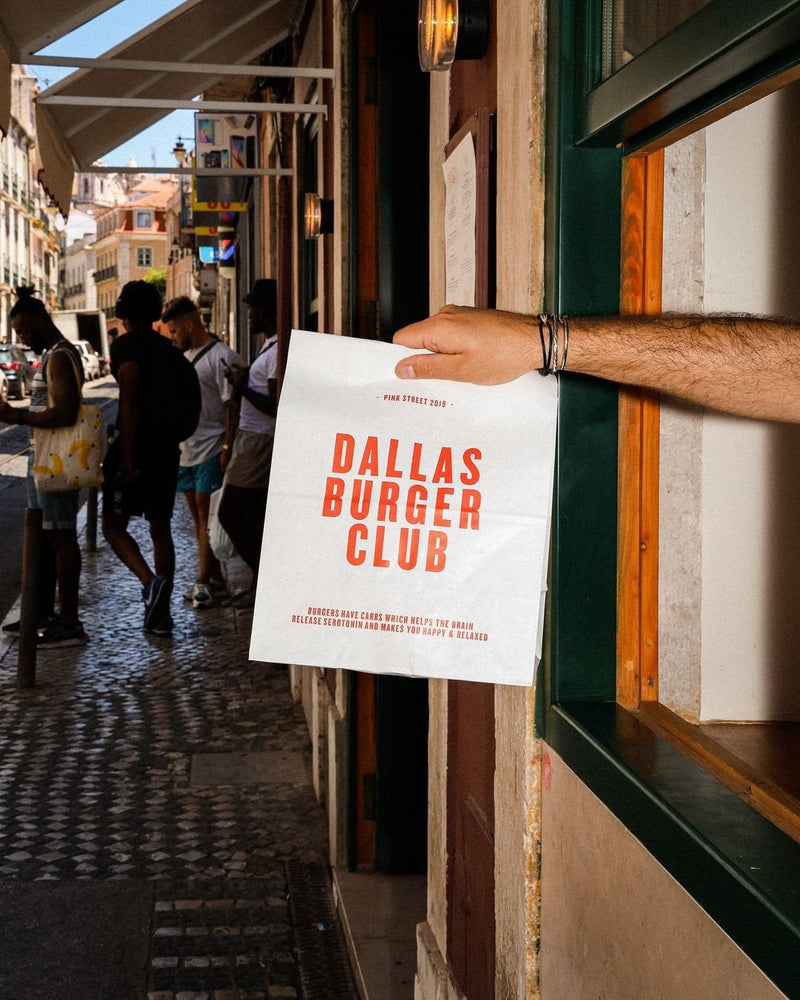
[162,296,242,608]
[102,280,200,636]
[0,287,88,647]
[217,279,279,603]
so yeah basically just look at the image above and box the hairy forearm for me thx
[570,314,800,422]
[393,306,800,423]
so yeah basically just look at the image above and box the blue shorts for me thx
[27,455,80,530]
[177,452,224,496]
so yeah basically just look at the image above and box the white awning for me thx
[0,1,124,62]
[3,0,317,214]
[0,0,123,131]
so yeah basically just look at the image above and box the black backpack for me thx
[141,334,202,442]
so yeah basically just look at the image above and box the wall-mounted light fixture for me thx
[417,0,489,72]
[304,193,334,239]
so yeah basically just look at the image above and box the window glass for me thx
[603,0,712,78]
[137,247,153,268]
[136,211,152,228]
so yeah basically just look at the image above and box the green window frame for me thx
[580,0,800,151]
[542,1,800,993]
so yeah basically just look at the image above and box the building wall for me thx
[493,3,547,997]
[659,83,800,723]
[416,3,548,999]
[0,66,59,338]
[539,749,786,999]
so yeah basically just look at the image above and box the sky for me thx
[35,0,196,169]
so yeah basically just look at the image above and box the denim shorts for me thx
[26,454,80,530]
[177,452,224,496]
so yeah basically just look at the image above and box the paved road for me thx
[0,375,118,620]
[0,476,349,1000]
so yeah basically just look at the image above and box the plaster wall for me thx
[658,131,705,720]
[418,5,548,1000]
[493,2,547,998]
[660,84,800,722]
[539,748,787,1000]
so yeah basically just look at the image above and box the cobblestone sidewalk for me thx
[0,504,332,1000]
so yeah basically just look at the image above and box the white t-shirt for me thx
[180,338,243,467]
[238,335,278,436]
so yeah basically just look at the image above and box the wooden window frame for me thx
[617,149,800,845]
[617,150,662,710]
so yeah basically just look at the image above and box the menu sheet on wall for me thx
[443,132,477,306]
[249,330,558,687]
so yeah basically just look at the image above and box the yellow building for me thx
[92,177,174,339]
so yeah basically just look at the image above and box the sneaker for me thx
[191,582,213,610]
[3,612,59,637]
[183,579,227,603]
[145,614,174,636]
[37,621,89,649]
[142,575,171,630]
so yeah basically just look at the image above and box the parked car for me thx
[74,340,101,380]
[22,347,40,372]
[0,344,35,399]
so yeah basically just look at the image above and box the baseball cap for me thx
[242,278,277,310]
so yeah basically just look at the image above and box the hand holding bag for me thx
[33,345,104,493]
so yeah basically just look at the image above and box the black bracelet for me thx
[537,313,570,375]
[538,314,554,375]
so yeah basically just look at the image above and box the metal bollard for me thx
[17,507,43,690]
[85,486,98,553]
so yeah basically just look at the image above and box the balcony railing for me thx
[94,265,118,282]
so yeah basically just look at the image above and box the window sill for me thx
[547,701,800,996]
[639,701,800,845]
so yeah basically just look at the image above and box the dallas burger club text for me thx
[322,432,482,572]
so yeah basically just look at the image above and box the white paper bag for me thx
[249,330,558,687]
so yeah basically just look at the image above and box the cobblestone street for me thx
[0,502,338,1000]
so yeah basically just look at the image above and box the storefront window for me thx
[602,0,712,78]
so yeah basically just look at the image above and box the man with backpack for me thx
[102,280,201,636]
[162,296,242,609]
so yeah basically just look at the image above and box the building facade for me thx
[0,65,59,340]
[57,167,131,312]
[228,4,800,999]
[25,3,800,998]
[92,177,174,339]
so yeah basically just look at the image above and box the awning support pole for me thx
[29,55,335,81]
[37,96,327,117]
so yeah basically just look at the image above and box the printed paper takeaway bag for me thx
[250,330,558,686]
